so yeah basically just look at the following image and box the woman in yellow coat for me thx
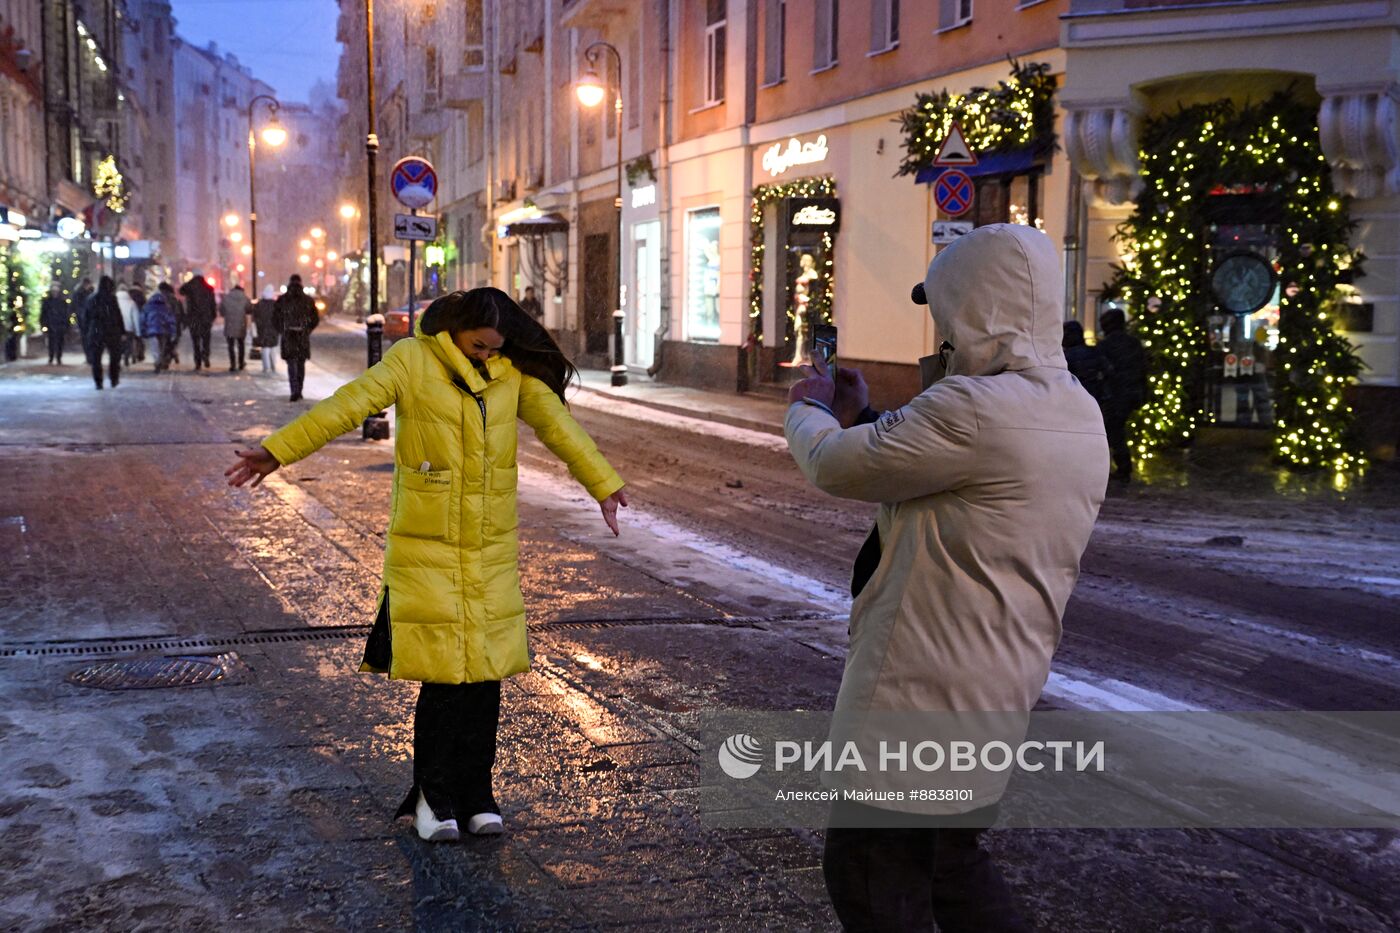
[226,288,627,841]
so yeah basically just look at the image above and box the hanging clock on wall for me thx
[1211,252,1276,314]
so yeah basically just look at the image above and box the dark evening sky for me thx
[171,0,339,103]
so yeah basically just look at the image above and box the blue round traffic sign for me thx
[391,156,437,209]
[934,169,975,218]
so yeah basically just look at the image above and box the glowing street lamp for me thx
[310,226,325,240]
[339,203,357,220]
[575,41,627,387]
[299,253,311,265]
[229,231,243,243]
[240,244,253,256]
[247,94,286,288]
[299,238,312,250]
[224,213,241,228]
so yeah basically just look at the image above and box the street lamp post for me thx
[246,94,286,291]
[577,41,628,387]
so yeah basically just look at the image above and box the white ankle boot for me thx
[466,812,504,835]
[413,790,460,842]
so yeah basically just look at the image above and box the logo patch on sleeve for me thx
[877,409,905,434]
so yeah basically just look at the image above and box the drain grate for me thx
[67,652,245,690]
[0,624,372,660]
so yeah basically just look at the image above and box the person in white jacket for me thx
[785,224,1108,932]
[115,284,143,365]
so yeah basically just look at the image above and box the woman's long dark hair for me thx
[419,287,578,403]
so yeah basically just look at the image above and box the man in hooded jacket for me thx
[179,273,218,371]
[785,225,1107,932]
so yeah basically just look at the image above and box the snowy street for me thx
[0,324,1397,930]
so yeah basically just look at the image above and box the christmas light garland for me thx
[1105,92,1367,475]
[896,60,1057,178]
[748,176,837,347]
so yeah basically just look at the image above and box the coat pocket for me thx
[391,468,453,540]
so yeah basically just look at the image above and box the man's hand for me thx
[600,489,629,536]
[788,353,836,408]
[832,366,870,428]
[225,446,280,488]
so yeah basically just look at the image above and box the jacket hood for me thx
[922,224,1066,377]
[421,330,511,393]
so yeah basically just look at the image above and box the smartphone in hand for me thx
[813,324,838,377]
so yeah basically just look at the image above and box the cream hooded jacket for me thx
[785,225,1107,809]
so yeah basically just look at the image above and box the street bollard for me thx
[611,309,627,387]
[362,313,390,440]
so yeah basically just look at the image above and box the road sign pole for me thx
[407,208,417,335]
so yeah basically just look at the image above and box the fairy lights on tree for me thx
[1106,91,1367,476]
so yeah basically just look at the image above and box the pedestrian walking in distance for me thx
[226,287,629,843]
[272,274,318,401]
[79,276,127,390]
[785,225,1107,932]
[518,285,544,322]
[1097,307,1149,483]
[40,283,70,365]
[221,283,252,371]
[117,282,144,365]
[1062,320,1114,408]
[142,283,180,372]
[178,272,218,371]
[253,285,280,376]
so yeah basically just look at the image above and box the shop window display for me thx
[686,208,721,341]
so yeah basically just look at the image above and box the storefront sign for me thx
[631,184,657,209]
[762,134,830,178]
[787,198,840,232]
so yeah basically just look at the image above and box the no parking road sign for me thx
[933,169,975,218]
[391,156,437,209]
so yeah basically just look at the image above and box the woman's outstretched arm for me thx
[225,345,407,485]
[517,375,628,534]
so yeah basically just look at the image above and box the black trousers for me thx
[286,358,306,397]
[190,326,212,368]
[1102,402,1133,478]
[90,338,122,387]
[823,803,1031,933]
[399,680,502,820]
[47,331,66,363]
[227,336,245,369]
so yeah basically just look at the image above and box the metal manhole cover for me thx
[67,652,247,690]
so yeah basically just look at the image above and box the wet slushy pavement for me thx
[1,332,1397,931]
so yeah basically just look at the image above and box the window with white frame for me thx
[871,0,899,52]
[704,0,726,107]
[762,0,786,86]
[813,0,838,70]
[464,0,484,69]
[938,0,973,30]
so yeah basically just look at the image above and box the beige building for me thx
[1061,0,1399,455]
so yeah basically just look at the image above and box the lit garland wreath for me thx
[748,176,837,343]
[1105,91,1366,475]
[896,59,1057,178]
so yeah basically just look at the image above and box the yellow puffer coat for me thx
[261,330,624,684]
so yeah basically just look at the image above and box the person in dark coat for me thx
[178,273,219,371]
[272,275,319,401]
[41,283,71,365]
[1062,321,1113,406]
[518,286,543,322]
[142,284,180,372]
[221,283,252,371]
[1097,307,1149,482]
[81,276,126,389]
[252,285,280,376]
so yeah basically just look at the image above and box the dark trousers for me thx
[156,335,177,371]
[287,358,306,398]
[1102,402,1133,479]
[404,681,502,819]
[190,326,212,368]
[227,336,245,370]
[47,331,66,363]
[823,803,1031,933]
[90,338,122,388]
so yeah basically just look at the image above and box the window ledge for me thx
[688,100,725,115]
[809,62,839,76]
[1015,0,1048,7]
[760,77,786,90]
[935,19,972,35]
[867,42,899,58]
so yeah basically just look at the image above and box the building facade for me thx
[1,0,47,225]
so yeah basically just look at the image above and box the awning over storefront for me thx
[503,213,568,237]
[914,149,1040,185]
